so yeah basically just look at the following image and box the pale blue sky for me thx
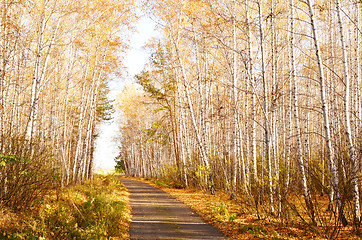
[94,17,157,170]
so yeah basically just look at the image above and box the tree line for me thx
[0,0,136,210]
[116,0,362,234]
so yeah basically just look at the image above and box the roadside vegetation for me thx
[134,177,360,239]
[0,174,130,240]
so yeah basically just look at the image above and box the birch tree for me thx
[335,0,360,224]
[290,0,316,224]
[306,0,347,226]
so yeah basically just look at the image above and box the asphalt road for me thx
[121,178,227,240]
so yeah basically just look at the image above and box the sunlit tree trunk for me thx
[306,0,348,226]
[177,78,188,187]
[26,2,60,147]
[290,0,316,224]
[26,2,47,144]
[244,0,258,204]
[73,61,90,182]
[257,0,273,215]
[231,0,239,199]
[335,0,360,224]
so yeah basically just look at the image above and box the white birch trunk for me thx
[257,0,274,215]
[307,0,348,226]
[290,0,316,224]
[244,0,258,198]
[335,0,360,224]
[231,0,239,198]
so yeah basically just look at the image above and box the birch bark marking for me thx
[192,24,212,189]
[0,0,9,152]
[353,1,362,151]
[257,0,274,215]
[82,103,95,182]
[245,0,258,197]
[82,62,103,183]
[303,69,311,178]
[177,80,188,187]
[335,0,360,224]
[354,2,362,195]
[72,61,90,182]
[306,0,348,226]
[26,1,46,144]
[270,0,280,216]
[231,0,239,199]
[290,0,316,224]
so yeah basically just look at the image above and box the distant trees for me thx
[116,0,362,234]
[0,0,136,209]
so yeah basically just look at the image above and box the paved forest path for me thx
[121,178,227,240]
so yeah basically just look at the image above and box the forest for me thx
[115,0,362,238]
[1,0,362,238]
[0,0,136,210]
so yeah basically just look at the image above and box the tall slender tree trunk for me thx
[177,78,188,187]
[244,0,257,198]
[290,0,316,224]
[0,0,9,153]
[257,1,274,215]
[335,0,360,224]
[73,63,90,182]
[306,0,348,226]
[26,4,60,146]
[26,4,46,144]
[231,0,239,199]
[270,0,280,216]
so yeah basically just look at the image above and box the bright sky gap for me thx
[94,16,157,171]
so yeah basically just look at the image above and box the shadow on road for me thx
[121,178,227,240]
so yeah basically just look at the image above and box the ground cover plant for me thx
[0,174,130,240]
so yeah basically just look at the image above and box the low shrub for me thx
[0,136,60,212]
[0,174,130,239]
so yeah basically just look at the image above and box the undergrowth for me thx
[0,174,130,239]
[137,177,360,239]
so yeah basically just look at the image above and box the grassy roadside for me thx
[132,177,358,240]
[0,174,131,240]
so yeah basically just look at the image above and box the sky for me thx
[93,17,157,171]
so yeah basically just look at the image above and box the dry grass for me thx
[0,174,131,239]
